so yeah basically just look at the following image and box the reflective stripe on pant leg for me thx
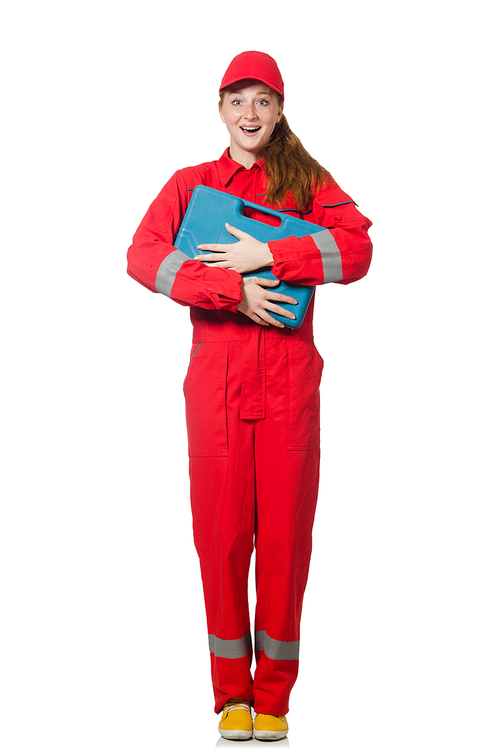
[255,630,300,661]
[209,630,252,659]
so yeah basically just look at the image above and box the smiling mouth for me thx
[240,126,261,135]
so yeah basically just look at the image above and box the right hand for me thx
[236,277,297,328]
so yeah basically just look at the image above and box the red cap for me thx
[219,51,284,100]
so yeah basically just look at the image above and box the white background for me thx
[1,1,498,752]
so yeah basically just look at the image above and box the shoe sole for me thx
[254,730,288,741]
[218,728,253,741]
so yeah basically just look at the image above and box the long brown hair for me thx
[220,90,330,212]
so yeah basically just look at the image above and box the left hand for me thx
[194,223,274,274]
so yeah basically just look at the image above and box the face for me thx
[219,79,283,166]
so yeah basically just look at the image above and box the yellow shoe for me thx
[254,713,288,741]
[218,701,253,741]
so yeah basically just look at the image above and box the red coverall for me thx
[127,148,372,715]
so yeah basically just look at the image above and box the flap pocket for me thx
[287,340,323,450]
[183,342,229,457]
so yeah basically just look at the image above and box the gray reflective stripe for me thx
[188,343,203,366]
[255,631,300,661]
[208,631,252,659]
[155,249,191,296]
[311,229,343,283]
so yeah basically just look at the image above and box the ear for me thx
[219,108,226,125]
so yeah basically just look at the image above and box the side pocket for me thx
[287,340,323,451]
[183,342,229,457]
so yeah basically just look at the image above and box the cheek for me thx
[263,112,278,128]
[221,108,237,127]
[261,105,280,126]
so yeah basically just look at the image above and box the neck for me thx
[228,144,262,170]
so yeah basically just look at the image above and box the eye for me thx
[230,99,242,106]
[257,99,269,106]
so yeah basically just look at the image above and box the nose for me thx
[243,102,257,120]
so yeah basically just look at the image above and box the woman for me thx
[127,51,372,741]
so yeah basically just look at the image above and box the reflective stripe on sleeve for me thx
[311,229,343,283]
[155,249,191,297]
[208,630,252,659]
[255,630,300,661]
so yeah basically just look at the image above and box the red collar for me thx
[217,147,266,187]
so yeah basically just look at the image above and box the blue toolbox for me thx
[174,186,325,328]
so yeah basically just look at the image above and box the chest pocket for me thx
[183,342,229,457]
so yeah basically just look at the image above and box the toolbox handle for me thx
[234,196,284,228]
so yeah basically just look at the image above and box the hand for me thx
[237,277,297,328]
[194,223,274,274]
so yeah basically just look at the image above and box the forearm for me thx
[127,175,244,311]
[269,222,372,286]
[268,182,373,286]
